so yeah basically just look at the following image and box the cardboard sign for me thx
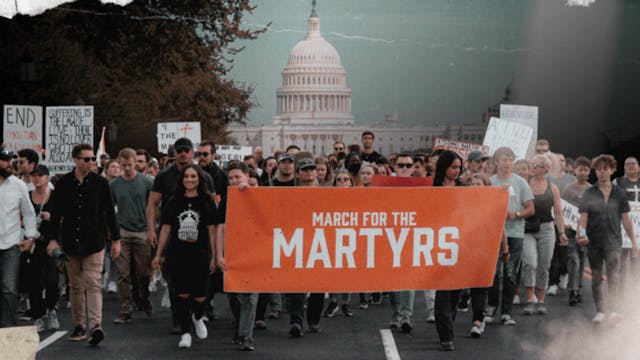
[482,117,534,160]
[560,199,580,230]
[45,106,94,174]
[224,187,508,292]
[499,104,538,159]
[433,138,489,161]
[371,175,433,187]
[215,145,253,168]
[157,122,201,153]
[3,105,43,155]
[622,202,640,249]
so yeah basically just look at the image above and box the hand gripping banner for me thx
[224,187,508,292]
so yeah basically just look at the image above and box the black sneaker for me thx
[308,323,321,333]
[440,341,455,351]
[88,325,104,346]
[359,300,369,309]
[370,293,382,305]
[400,319,413,333]
[568,291,578,306]
[68,325,87,342]
[341,304,353,317]
[324,302,339,318]
[142,300,153,318]
[576,291,583,303]
[289,323,303,338]
[240,337,255,351]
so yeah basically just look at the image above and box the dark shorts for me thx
[167,248,210,298]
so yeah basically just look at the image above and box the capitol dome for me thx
[274,3,354,126]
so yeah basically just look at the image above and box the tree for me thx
[0,0,265,152]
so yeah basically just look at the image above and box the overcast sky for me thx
[230,0,640,156]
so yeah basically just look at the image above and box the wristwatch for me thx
[515,211,521,219]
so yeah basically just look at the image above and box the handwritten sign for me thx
[3,105,43,154]
[45,106,94,174]
[157,122,201,153]
[622,202,640,249]
[482,117,534,160]
[433,138,489,161]
[500,104,538,159]
[215,145,252,168]
[560,199,580,230]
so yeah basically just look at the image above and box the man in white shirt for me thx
[0,146,39,327]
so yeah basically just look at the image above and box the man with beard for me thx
[135,149,151,174]
[0,146,38,328]
[197,140,228,202]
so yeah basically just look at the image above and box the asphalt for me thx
[34,278,636,360]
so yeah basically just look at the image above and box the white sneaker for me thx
[178,333,192,348]
[483,306,496,323]
[161,288,171,308]
[470,322,485,337]
[546,285,559,296]
[513,295,520,305]
[192,314,208,339]
[34,318,45,332]
[107,281,117,294]
[592,312,606,323]
[559,274,569,290]
[46,309,60,330]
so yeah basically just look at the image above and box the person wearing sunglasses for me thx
[0,146,39,328]
[46,143,121,345]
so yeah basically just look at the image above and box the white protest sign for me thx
[482,117,534,160]
[45,106,94,174]
[560,199,580,230]
[157,122,201,153]
[622,202,640,249]
[433,138,489,161]
[215,145,253,168]
[500,104,538,159]
[3,105,43,154]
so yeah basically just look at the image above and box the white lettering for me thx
[273,228,303,268]
[335,228,357,268]
[360,228,382,268]
[386,228,410,267]
[438,227,459,266]
[306,229,332,268]
[412,228,435,266]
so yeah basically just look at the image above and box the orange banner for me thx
[224,187,508,292]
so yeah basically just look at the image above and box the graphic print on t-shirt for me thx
[178,209,200,243]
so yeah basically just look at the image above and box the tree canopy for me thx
[0,0,265,151]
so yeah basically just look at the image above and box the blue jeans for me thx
[488,237,523,316]
[0,245,20,327]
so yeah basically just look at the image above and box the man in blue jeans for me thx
[0,146,39,327]
[486,147,535,326]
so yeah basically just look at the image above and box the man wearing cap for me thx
[286,157,325,337]
[46,143,121,344]
[268,153,296,187]
[460,150,489,185]
[146,137,214,334]
[0,146,38,327]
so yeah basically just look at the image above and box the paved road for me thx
[34,280,638,360]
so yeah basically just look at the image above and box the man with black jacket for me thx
[47,144,121,345]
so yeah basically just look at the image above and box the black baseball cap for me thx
[296,158,316,171]
[174,137,194,150]
[0,147,17,161]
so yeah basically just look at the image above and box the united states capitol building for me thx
[227,4,486,156]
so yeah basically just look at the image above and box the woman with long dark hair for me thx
[152,165,218,348]
[432,150,463,351]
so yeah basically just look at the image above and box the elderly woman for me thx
[522,154,568,316]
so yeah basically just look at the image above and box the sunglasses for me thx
[175,146,191,154]
[334,147,344,151]
[336,177,351,182]
[76,156,97,163]
[396,163,413,169]
[195,151,210,157]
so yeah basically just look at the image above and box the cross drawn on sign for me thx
[180,123,193,137]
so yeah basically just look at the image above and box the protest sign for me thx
[45,106,94,174]
[622,201,640,249]
[482,117,534,160]
[500,104,538,159]
[371,175,433,187]
[224,187,508,292]
[3,105,43,154]
[432,138,489,161]
[560,199,580,230]
[215,145,253,168]
[156,122,201,153]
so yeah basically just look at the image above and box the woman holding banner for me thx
[151,165,218,349]
[432,150,464,351]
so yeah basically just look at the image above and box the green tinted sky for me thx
[231,0,532,126]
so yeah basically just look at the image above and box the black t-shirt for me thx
[161,195,219,252]
[579,185,630,250]
[270,178,295,187]
[361,151,383,163]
